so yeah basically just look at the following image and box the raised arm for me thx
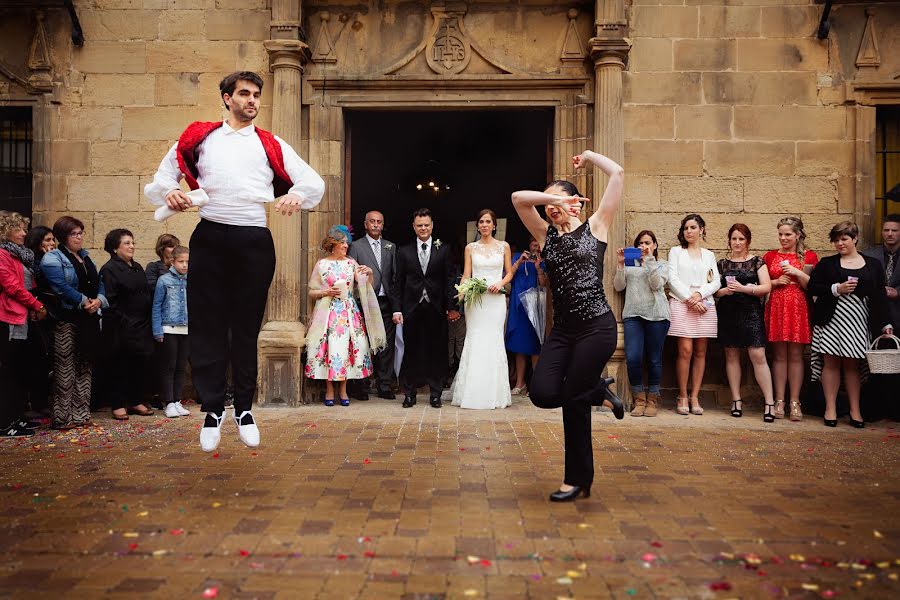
[511,191,582,247]
[576,151,624,240]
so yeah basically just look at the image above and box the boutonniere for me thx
[384,243,393,250]
[434,239,442,249]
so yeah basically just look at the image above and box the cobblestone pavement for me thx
[1,399,899,599]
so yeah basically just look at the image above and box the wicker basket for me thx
[866,334,900,374]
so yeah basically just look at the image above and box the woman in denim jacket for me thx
[152,246,191,419]
[40,216,108,429]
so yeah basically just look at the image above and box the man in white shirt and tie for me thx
[144,71,325,452]
[349,211,397,400]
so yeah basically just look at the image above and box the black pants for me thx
[26,321,53,413]
[374,296,397,392]
[530,311,617,489]
[188,219,275,415]
[159,334,190,405]
[0,322,28,427]
[400,302,448,397]
[107,352,147,410]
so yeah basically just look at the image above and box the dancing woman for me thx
[512,150,624,503]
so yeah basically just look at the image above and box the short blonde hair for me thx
[0,211,30,242]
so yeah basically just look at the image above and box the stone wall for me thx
[623,0,858,259]
[31,1,274,268]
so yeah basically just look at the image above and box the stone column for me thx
[257,1,311,406]
[589,0,631,402]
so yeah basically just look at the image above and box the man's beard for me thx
[233,106,256,122]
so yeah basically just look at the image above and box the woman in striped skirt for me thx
[808,221,892,429]
[667,214,721,415]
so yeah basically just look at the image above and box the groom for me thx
[391,208,459,408]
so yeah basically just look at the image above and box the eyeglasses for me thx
[70,231,84,238]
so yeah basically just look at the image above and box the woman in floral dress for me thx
[763,216,818,421]
[305,226,386,406]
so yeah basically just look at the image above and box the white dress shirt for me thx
[144,121,325,228]
[366,234,386,296]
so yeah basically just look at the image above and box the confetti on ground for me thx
[201,587,218,599]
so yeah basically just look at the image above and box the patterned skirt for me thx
[667,297,718,339]
[811,294,870,383]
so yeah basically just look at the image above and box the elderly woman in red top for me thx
[0,211,48,438]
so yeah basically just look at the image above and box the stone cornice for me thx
[264,39,311,73]
[588,36,631,68]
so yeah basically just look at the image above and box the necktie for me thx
[419,242,428,273]
[887,251,895,282]
[372,241,381,270]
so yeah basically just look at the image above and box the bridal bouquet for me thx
[455,278,489,309]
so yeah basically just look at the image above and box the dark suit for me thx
[861,245,900,420]
[391,238,454,397]
[349,235,397,393]
[862,245,900,329]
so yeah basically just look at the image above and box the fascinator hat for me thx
[327,224,353,243]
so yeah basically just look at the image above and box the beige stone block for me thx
[93,211,166,251]
[628,38,673,72]
[215,0,268,7]
[625,141,703,176]
[74,42,147,74]
[836,176,855,214]
[626,212,681,251]
[32,174,69,214]
[91,140,174,175]
[631,6,698,38]
[158,10,205,40]
[705,141,794,176]
[78,9,158,40]
[661,177,743,213]
[761,6,820,38]
[122,106,195,140]
[206,10,269,41]
[624,105,674,140]
[699,6,760,38]
[624,72,702,105]
[58,107,123,140]
[702,72,818,105]
[795,141,855,176]
[673,39,736,71]
[675,105,732,141]
[309,141,342,177]
[51,140,91,175]
[623,176,661,212]
[146,41,209,72]
[164,211,202,245]
[153,73,202,106]
[734,106,846,141]
[67,176,140,212]
[82,74,155,107]
[743,177,837,214]
[737,39,828,72]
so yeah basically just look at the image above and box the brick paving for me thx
[1,399,899,599]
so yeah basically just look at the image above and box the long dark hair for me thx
[677,214,706,248]
[633,229,659,259]
[25,225,54,262]
[544,180,581,197]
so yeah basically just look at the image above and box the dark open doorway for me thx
[0,107,32,219]
[346,109,553,264]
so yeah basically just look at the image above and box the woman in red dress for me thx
[763,216,817,421]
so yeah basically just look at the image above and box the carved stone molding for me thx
[310,11,337,64]
[27,10,53,93]
[560,8,586,69]
[588,37,632,68]
[264,39,311,73]
[855,8,881,69]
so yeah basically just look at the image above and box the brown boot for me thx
[644,392,659,417]
[630,391,646,417]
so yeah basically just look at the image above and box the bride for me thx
[451,209,515,409]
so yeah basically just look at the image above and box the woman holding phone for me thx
[808,221,892,428]
[505,237,548,395]
[613,230,669,417]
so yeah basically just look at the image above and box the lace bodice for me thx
[542,222,610,325]
[469,241,505,283]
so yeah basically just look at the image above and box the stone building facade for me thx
[1,0,898,405]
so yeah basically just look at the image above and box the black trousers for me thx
[188,219,275,415]
[159,334,190,405]
[400,302,448,397]
[0,322,28,427]
[106,352,147,410]
[530,311,617,489]
[374,296,397,392]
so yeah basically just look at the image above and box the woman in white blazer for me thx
[667,214,721,416]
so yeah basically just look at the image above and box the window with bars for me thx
[876,106,900,241]
[0,107,32,220]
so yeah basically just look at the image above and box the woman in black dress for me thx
[713,224,775,421]
[512,150,624,503]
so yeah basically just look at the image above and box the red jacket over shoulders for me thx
[0,250,43,325]
[175,121,294,198]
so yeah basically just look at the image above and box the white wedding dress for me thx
[451,241,512,410]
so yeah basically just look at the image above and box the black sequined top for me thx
[542,221,611,326]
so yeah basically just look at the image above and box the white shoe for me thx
[174,401,191,416]
[233,410,260,448]
[199,412,226,452]
[164,403,180,418]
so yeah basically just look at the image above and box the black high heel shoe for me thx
[592,377,624,419]
[823,417,837,427]
[549,485,591,502]
[849,417,865,429]
[731,400,742,418]
[763,402,775,423]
